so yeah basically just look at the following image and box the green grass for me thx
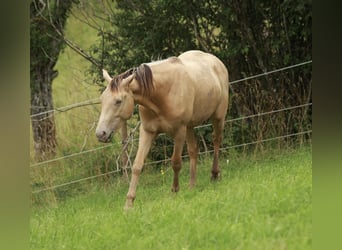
[30,147,312,250]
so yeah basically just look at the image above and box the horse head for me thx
[95,69,135,142]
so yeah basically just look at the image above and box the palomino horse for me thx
[96,50,229,209]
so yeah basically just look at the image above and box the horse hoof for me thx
[124,199,134,210]
[211,172,221,181]
[124,205,133,211]
[171,186,179,192]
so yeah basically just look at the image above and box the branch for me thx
[191,13,210,52]
[62,36,101,68]
[32,0,102,69]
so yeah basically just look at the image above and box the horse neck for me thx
[131,87,161,116]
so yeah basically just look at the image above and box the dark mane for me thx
[135,64,154,96]
[110,64,154,96]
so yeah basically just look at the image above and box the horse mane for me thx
[135,64,154,96]
[110,68,135,92]
[110,64,154,96]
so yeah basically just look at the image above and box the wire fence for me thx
[30,60,312,194]
[29,60,312,119]
[30,102,312,168]
[229,60,312,85]
[32,129,312,194]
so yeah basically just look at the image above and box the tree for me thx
[30,0,75,160]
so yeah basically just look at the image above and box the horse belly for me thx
[190,85,222,125]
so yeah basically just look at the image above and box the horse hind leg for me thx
[186,128,198,188]
[211,118,225,180]
[171,127,186,192]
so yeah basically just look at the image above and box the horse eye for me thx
[115,99,122,106]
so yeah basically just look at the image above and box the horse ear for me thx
[102,69,112,83]
[121,74,135,90]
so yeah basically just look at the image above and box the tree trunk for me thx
[30,0,75,161]
[30,67,58,161]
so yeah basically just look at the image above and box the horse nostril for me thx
[96,130,106,139]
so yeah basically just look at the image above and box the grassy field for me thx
[30,146,312,250]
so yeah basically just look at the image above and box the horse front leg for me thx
[125,126,155,209]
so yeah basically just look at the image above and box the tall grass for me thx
[30,146,312,250]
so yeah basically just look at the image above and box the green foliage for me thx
[31,147,312,250]
[90,0,311,75]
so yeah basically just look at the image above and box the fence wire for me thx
[30,60,312,119]
[229,60,312,84]
[30,102,312,168]
[32,129,312,194]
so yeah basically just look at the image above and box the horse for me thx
[96,50,229,209]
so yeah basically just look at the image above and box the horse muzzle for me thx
[96,130,113,143]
